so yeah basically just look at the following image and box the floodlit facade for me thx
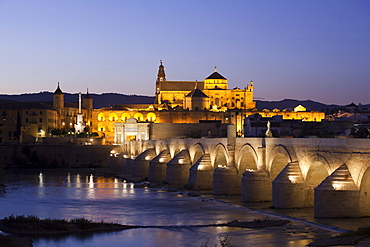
[92,62,325,143]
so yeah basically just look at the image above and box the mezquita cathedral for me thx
[91,62,324,143]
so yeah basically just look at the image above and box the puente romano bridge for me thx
[113,128,370,218]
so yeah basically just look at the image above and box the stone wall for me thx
[150,123,228,140]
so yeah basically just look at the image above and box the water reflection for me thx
[38,171,43,187]
[1,171,338,247]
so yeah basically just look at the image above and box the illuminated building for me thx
[92,62,325,143]
[0,84,93,143]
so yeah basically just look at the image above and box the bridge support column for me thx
[148,150,171,184]
[272,162,305,208]
[241,170,271,202]
[257,147,266,170]
[131,149,156,182]
[187,154,213,190]
[166,150,191,187]
[109,155,123,174]
[213,167,241,195]
[314,164,360,218]
[122,155,134,179]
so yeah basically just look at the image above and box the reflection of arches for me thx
[121,113,131,122]
[268,145,292,180]
[98,113,105,121]
[192,143,205,164]
[134,112,144,121]
[213,144,228,168]
[305,154,330,207]
[146,112,156,122]
[237,144,258,175]
[109,113,118,121]
[97,123,105,132]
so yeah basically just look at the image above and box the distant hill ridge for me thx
[0,92,362,110]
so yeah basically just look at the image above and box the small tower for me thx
[75,92,86,133]
[184,83,210,111]
[155,60,166,104]
[82,88,93,126]
[53,82,64,127]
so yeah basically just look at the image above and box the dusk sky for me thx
[1,0,369,105]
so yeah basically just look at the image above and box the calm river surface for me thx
[0,169,340,247]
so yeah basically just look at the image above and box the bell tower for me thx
[53,82,64,128]
[155,60,166,104]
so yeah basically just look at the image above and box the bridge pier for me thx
[131,148,156,181]
[213,167,240,195]
[148,150,171,183]
[166,150,191,187]
[187,154,213,190]
[109,155,123,174]
[122,155,134,179]
[241,170,271,202]
[314,164,360,218]
[272,162,305,208]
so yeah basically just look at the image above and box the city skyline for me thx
[1,0,369,105]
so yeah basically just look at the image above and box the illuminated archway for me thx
[359,159,370,216]
[109,113,118,121]
[121,113,131,122]
[97,123,105,132]
[237,144,258,176]
[268,145,292,181]
[213,144,228,169]
[134,112,144,121]
[146,112,156,122]
[108,123,115,132]
[305,155,330,207]
[192,143,205,164]
[98,113,106,121]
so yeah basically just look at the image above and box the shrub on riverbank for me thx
[0,214,135,235]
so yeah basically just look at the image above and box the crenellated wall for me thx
[115,137,370,218]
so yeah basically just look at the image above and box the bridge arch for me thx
[236,144,258,176]
[268,145,292,181]
[191,143,206,164]
[212,143,228,169]
[305,154,330,207]
[359,159,370,216]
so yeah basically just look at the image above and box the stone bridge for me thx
[113,127,370,218]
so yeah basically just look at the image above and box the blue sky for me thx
[1,0,369,105]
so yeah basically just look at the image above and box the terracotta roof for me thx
[205,71,226,80]
[160,81,204,91]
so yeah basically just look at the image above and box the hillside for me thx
[0,92,359,110]
[0,92,155,109]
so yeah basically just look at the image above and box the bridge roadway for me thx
[112,130,370,218]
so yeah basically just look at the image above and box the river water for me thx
[0,169,341,247]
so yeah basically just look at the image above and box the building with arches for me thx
[92,62,325,143]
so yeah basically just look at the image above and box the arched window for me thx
[121,113,131,122]
[146,112,156,122]
[134,112,144,121]
[98,123,105,132]
[98,113,106,121]
[109,113,118,121]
